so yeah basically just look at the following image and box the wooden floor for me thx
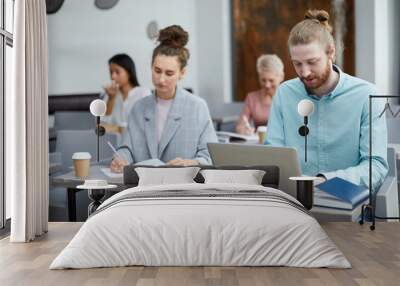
[0,222,399,286]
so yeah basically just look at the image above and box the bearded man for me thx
[266,9,388,190]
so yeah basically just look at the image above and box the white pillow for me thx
[200,169,266,185]
[136,167,201,186]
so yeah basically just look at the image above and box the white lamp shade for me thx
[297,99,315,117]
[90,99,107,116]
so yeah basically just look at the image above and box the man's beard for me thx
[300,62,331,91]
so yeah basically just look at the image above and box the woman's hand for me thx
[166,157,199,166]
[110,156,128,173]
[238,125,255,135]
[236,115,255,135]
[103,80,119,99]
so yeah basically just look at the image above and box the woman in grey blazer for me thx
[110,25,217,171]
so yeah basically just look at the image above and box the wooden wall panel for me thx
[232,0,355,101]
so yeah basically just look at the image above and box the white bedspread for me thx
[50,183,351,269]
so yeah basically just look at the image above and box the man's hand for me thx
[166,157,199,166]
[314,175,327,186]
[110,156,128,173]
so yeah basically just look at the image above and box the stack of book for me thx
[311,177,369,222]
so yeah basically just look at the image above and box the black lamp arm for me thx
[298,116,310,162]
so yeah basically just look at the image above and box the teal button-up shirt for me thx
[265,66,388,190]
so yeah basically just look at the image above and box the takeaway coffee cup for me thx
[257,126,267,144]
[72,152,91,178]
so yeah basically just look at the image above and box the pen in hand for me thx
[107,141,128,173]
[242,115,254,134]
[107,141,123,160]
[242,115,251,128]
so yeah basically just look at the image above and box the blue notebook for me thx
[314,177,369,210]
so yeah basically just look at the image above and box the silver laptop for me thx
[207,143,302,197]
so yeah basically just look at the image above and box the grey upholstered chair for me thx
[54,111,95,131]
[209,102,244,132]
[55,129,118,168]
[375,147,400,219]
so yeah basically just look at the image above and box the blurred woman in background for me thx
[101,53,150,134]
[236,54,284,135]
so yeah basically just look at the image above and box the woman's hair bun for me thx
[304,9,332,32]
[157,25,189,49]
[305,9,329,23]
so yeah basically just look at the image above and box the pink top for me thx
[156,97,173,143]
[238,90,272,128]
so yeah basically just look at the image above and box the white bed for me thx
[50,183,350,269]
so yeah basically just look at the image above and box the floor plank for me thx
[0,222,399,286]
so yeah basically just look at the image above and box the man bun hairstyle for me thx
[152,25,190,69]
[288,9,335,50]
[304,9,333,33]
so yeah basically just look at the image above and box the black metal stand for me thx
[305,131,308,162]
[298,116,310,162]
[88,189,106,216]
[97,117,100,162]
[296,180,313,210]
[359,95,400,230]
[95,116,105,162]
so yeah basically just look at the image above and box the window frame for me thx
[0,0,13,230]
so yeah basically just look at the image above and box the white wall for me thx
[196,0,232,105]
[48,0,198,95]
[355,0,375,84]
[47,0,232,104]
[49,1,399,102]
[355,0,400,95]
[388,0,400,96]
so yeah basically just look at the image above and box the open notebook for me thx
[101,159,166,178]
[134,159,165,166]
[216,131,258,143]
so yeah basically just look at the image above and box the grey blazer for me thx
[118,87,218,165]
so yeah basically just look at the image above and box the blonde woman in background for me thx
[236,54,284,135]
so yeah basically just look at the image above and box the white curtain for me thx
[6,0,48,242]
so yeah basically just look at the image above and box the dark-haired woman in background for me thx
[101,54,151,134]
[110,25,217,170]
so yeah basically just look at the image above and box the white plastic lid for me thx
[257,126,267,132]
[72,152,92,160]
[289,176,319,181]
[118,121,128,128]
[83,179,108,187]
